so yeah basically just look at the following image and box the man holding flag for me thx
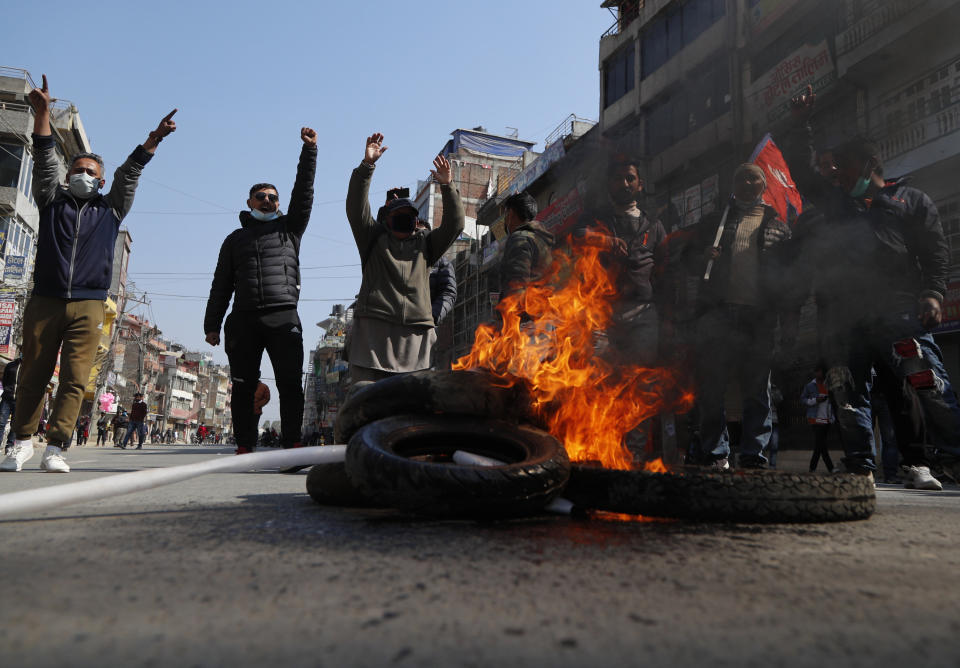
[689,158,793,470]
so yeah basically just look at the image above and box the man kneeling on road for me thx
[0,75,176,473]
[344,133,464,388]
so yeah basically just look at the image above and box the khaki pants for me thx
[13,295,104,448]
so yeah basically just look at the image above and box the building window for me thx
[640,0,726,79]
[604,43,636,108]
[645,57,730,156]
[0,143,23,188]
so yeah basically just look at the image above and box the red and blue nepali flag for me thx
[749,133,803,224]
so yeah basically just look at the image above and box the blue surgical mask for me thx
[68,172,101,198]
[250,208,279,222]
[848,163,873,198]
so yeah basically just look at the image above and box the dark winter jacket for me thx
[346,162,464,327]
[1,358,20,401]
[204,144,317,333]
[692,203,791,312]
[572,201,666,306]
[498,221,555,300]
[782,123,948,316]
[429,256,457,325]
[129,399,148,422]
[31,134,152,300]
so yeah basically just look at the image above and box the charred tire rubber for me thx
[345,414,570,518]
[305,461,383,508]
[334,369,537,444]
[563,467,876,523]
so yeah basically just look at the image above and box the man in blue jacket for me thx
[0,75,176,473]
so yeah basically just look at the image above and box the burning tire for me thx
[334,369,537,444]
[563,467,876,523]
[305,461,382,508]
[345,414,570,517]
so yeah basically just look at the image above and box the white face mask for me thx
[68,172,101,199]
[250,208,279,221]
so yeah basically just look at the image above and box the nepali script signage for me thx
[750,39,834,124]
[0,299,15,355]
[3,255,26,282]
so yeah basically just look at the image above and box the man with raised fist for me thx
[204,127,317,455]
[0,75,177,474]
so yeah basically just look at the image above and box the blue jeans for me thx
[695,305,774,464]
[122,421,146,447]
[827,312,960,471]
[0,396,15,449]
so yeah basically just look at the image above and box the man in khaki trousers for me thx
[0,75,177,473]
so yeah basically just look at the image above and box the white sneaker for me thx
[40,445,70,473]
[903,465,942,491]
[0,439,35,471]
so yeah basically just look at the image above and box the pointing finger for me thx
[162,109,178,122]
[41,74,48,92]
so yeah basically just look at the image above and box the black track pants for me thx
[224,308,304,449]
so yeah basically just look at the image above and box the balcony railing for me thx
[835,0,919,57]
[600,0,643,39]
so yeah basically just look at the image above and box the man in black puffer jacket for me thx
[204,127,318,454]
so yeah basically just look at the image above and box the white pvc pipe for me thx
[452,449,573,515]
[0,445,346,519]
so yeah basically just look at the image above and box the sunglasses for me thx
[253,192,279,203]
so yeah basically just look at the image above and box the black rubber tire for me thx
[334,369,539,444]
[345,414,570,518]
[305,461,384,508]
[563,466,876,523]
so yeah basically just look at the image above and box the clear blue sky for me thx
[9,0,612,421]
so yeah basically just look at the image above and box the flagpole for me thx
[703,201,731,282]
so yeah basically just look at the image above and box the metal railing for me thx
[544,114,597,149]
[600,0,643,39]
[835,0,919,57]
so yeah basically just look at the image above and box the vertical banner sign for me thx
[0,300,15,355]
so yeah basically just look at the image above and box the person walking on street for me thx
[802,364,836,473]
[204,127,317,456]
[113,408,129,448]
[122,391,148,449]
[0,75,176,474]
[95,413,108,446]
[0,357,21,455]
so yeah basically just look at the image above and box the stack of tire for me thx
[309,370,876,522]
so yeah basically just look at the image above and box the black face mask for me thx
[391,212,417,233]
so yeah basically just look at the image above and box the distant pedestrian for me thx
[122,392,148,449]
[802,364,836,473]
[0,357,21,455]
[0,73,176,474]
[96,413,108,446]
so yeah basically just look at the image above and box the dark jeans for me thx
[695,305,774,464]
[0,396,16,450]
[225,307,304,449]
[809,423,834,472]
[827,312,960,472]
[122,421,146,447]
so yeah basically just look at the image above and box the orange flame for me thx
[454,229,694,470]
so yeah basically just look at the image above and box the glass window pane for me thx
[0,143,24,188]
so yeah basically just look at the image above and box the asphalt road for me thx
[1,443,958,668]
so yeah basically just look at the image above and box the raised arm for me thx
[346,133,388,255]
[104,110,177,221]
[426,154,465,263]
[285,127,318,237]
[27,75,61,209]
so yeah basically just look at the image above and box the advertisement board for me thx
[0,299,14,355]
[749,39,835,124]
